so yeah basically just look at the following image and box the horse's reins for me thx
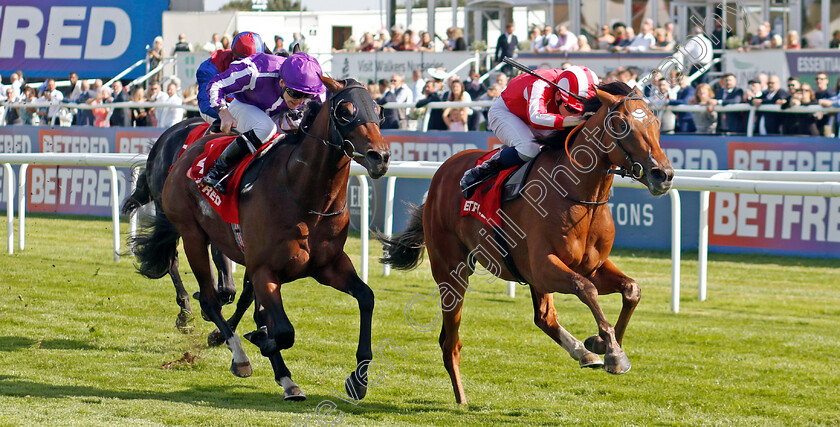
[560,97,655,206]
[291,82,382,217]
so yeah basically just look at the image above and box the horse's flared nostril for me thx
[381,151,390,164]
[366,150,382,163]
[650,168,668,183]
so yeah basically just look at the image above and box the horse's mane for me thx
[537,81,635,149]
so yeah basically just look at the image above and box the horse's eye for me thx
[335,101,357,125]
[377,104,386,125]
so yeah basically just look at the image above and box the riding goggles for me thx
[285,87,315,100]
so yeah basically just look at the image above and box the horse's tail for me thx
[130,213,180,279]
[121,169,151,215]
[376,203,426,271]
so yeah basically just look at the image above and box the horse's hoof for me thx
[283,386,306,401]
[603,351,631,375]
[345,373,368,400]
[217,290,236,306]
[578,352,604,369]
[230,360,253,378]
[244,327,279,357]
[207,329,225,347]
[175,309,194,334]
[584,335,607,355]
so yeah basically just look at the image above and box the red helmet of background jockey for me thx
[556,65,600,112]
[232,31,264,58]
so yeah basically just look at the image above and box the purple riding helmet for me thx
[280,53,327,96]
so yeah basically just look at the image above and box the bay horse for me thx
[133,77,390,401]
[379,82,674,404]
[123,118,246,339]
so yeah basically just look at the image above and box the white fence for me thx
[2,154,839,313]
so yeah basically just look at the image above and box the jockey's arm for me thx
[526,80,579,130]
[207,61,257,114]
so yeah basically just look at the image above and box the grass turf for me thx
[0,213,838,426]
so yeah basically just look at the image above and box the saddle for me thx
[186,132,287,223]
[460,150,539,285]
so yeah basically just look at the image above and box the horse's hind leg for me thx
[528,286,603,369]
[427,244,470,405]
[313,253,374,401]
[211,244,236,305]
[168,251,194,334]
[180,228,251,377]
[208,273,255,347]
[532,255,631,375]
[584,259,640,354]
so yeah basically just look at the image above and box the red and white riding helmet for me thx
[556,65,600,112]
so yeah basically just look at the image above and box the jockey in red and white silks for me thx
[493,65,600,159]
[460,65,600,199]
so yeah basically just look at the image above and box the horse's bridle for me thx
[301,81,384,160]
[595,97,656,180]
[560,95,657,206]
[292,80,383,216]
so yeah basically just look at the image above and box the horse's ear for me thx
[320,75,344,93]
[596,89,621,107]
[633,86,645,99]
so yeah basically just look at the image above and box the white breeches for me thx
[227,99,277,143]
[487,97,553,160]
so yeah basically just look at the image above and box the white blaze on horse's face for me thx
[630,108,648,122]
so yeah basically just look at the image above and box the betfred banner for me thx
[709,141,840,257]
[0,125,160,216]
[0,0,169,78]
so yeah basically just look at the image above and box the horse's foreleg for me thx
[168,251,194,334]
[243,298,305,401]
[208,273,255,347]
[587,259,640,351]
[314,253,374,401]
[528,286,603,369]
[532,254,630,375]
[181,232,251,378]
[211,244,236,305]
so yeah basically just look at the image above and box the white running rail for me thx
[2,154,839,313]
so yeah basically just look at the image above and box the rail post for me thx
[18,164,28,250]
[109,166,120,262]
[3,163,14,254]
[669,189,681,313]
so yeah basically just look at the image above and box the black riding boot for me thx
[460,146,525,199]
[201,134,251,194]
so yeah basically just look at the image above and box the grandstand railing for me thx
[3,153,839,313]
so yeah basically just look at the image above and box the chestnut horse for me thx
[379,82,674,404]
[123,118,239,335]
[133,77,390,400]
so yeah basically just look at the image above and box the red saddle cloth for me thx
[459,149,519,227]
[178,123,212,159]
[186,133,280,224]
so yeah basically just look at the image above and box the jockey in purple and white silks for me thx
[201,52,327,194]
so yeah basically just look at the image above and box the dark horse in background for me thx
[122,118,243,338]
[132,77,390,401]
[379,82,674,404]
